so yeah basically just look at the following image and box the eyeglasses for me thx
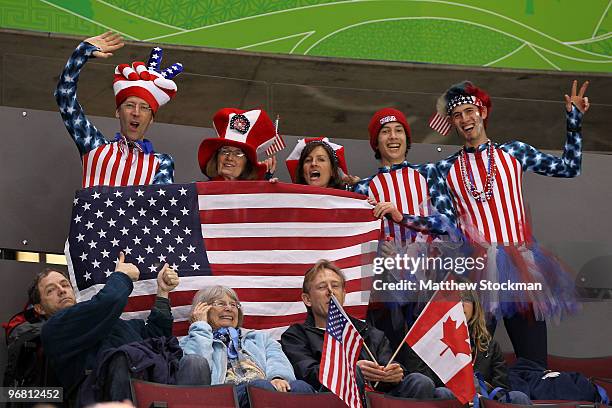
[122,102,152,113]
[218,148,246,159]
[211,300,241,309]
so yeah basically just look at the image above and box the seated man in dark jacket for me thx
[35,252,208,403]
[281,259,453,399]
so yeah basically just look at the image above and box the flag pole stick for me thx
[386,330,410,367]
[372,330,410,388]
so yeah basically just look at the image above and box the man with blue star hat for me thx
[55,31,184,188]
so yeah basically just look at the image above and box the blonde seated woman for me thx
[180,286,314,408]
[461,286,532,405]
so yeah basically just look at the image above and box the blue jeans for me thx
[387,372,437,398]
[236,379,315,408]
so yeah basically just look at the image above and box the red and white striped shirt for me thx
[446,146,527,244]
[367,165,431,243]
[82,142,160,188]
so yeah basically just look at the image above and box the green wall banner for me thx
[2,0,611,73]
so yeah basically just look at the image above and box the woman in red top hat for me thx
[198,108,277,181]
[285,137,357,189]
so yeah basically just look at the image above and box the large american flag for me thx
[65,181,378,338]
[319,296,364,408]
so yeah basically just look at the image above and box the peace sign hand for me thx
[564,80,590,113]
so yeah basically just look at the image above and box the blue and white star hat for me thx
[113,46,184,113]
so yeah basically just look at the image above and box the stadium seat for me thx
[247,386,347,408]
[131,379,238,408]
[480,396,598,408]
[503,354,612,378]
[366,392,463,408]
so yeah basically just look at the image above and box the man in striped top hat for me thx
[430,80,590,367]
[55,32,183,188]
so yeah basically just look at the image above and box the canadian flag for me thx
[405,291,475,404]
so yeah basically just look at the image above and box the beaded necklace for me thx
[459,140,497,202]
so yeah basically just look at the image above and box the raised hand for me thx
[564,80,590,113]
[342,173,361,186]
[115,251,140,282]
[157,263,179,297]
[260,156,277,174]
[84,31,124,59]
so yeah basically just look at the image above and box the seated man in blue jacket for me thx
[281,259,454,399]
[34,252,209,403]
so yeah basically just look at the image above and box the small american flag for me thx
[65,182,378,339]
[429,112,452,136]
[319,296,364,408]
[265,133,286,156]
[265,114,286,156]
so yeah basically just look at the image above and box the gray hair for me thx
[191,285,244,327]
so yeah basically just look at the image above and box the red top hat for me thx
[198,108,277,178]
[285,137,348,183]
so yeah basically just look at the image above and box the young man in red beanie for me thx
[354,108,456,240]
[426,80,589,368]
[353,109,458,379]
[55,31,183,187]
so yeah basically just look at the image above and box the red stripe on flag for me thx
[197,181,368,199]
[205,231,379,251]
[210,253,376,276]
[200,208,374,224]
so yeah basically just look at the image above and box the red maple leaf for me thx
[439,316,471,357]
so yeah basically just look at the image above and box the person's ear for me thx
[33,303,46,317]
[480,106,488,121]
[115,109,120,119]
[301,292,312,307]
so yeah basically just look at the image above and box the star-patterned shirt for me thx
[55,42,174,188]
[353,161,457,240]
[436,105,583,244]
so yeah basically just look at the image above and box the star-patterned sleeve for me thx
[398,164,457,236]
[352,165,457,236]
[499,105,583,178]
[152,153,175,185]
[55,41,108,157]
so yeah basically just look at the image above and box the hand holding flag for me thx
[404,287,475,404]
[320,295,365,408]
